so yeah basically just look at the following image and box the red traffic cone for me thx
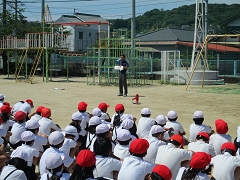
[132,94,140,104]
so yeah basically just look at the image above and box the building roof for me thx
[138,28,195,42]
[220,15,240,26]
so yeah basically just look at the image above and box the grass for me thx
[197,85,240,94]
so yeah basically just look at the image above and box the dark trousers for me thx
[119,73,127,95]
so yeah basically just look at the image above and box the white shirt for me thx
[0,165,27,180]
[9,123,26,144]
[176,167,210,180]
[59,138,77,156]
[19,102,31,114]
[165,121,185,135]
[144,137,166,163]
[32,135,48,152]
[137,117,155,138]
[188,140,216,157]
[40,172,70,180]
[93,155,122,179]
[0,119,15,131]
[86,133,97,151]
[38,117,61,135]
[30,114,42,122]
[78,111,90,130]
[0,129,7,137]
[155,143,192,180]
[11,101,24,115]
[211,152,240,180]
[118,155,155,180]
[189,123,212,142]
[39,147,74,175]
[209,133,232,155]
[100,112,110,121]
[0,101,3,108]
[113,144,130,159]
[15,144,39,166]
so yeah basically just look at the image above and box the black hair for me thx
[196,135,208,142]
[94,137,112,157]
[129,151,147,158]
[169,140,181,147]
[96,131,111,139]
[141,114,151,117]
[156,123,165,127]
[113,112,123,128]
[8,157,27,171]
[151,172,165,180]
[120,54,126,58]
[152,132,164,138]
[118,139,131,145]
[47,163,63,180]
[79,110,86,113]
[168,117,178,121]
[65,134,75,138]
[69,164,95,180]
[27,128,38,134]
[88,125,98,135]
[193,118,204,125]
[50,140,64,149]
[221,149,236,156]
[1,113,10,123]
[70,121,81,133]
[24,140,34,146]
[18,120,25,124]
[181,168,201,180]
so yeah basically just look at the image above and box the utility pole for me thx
[42,0,45,21]
[15,0,17,20]
[3,0,6,25]
[131,0,135,54]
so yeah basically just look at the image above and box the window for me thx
[89,32,91,37]
[79,32,83,39]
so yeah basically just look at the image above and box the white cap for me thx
[120,114,133,121]
[193,111,204,118]
[0,94,5,99]
[0,138,3,145]
[117,129,131,141]
[21,131,36,142]
[141,108,151,115]
[167,110,178,119]
[155,115,167,125]
[96,124,110,134]
[89,116,102,126]
[72,112,83,121]
[64,125,79,141]
[92,108,102,117]
[151,125,164,134]
[11,149,28,160]
[121,119,134,130]
[45,153,63,169]
[48,131,65,145]
[25,119,40,129]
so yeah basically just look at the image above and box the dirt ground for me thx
[1,75,240,140]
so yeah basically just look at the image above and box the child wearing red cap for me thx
[150,164,172,180]
[209,119,232,155]
[29,106,45,122]
[19,99,34,120]
[118,138,155,180]
[98,102,111,123]
[176,152,211,180]
[155,134,193,180]
[211,142,240,180]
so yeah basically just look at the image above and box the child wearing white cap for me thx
[0,149,28,180]
[154,114,172,142]
[114,129,131,159]
[40,152,70,180]
[60,125,81,158]
[189,110,214,142]
[93,137,122,179]
[39,131,74,176]
[0,105,15,132]
[144,125,166,163]
[165,110,186,136]
[137,108,155,139]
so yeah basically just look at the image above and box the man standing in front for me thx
[116,54,129,97]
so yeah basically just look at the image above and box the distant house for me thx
[54,13,109,52]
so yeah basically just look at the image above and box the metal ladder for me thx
[15,48,28,82]
[27,47,44,83]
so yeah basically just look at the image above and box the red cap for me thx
[170,134,185,147]
[196,132,209,140]
[221,142,236,152]
[78,101,88,111]
[0,116,3,125]
[115,104,124,112]
[152,164,172,180]
[36,106,45,113]
[190,152,211,169]
[76,149,96,167]
[41,108,51,118]
[3,102,10,106]
[130,138,149,154]
[14,111,26,121]
[215,119,228,134]
[26,99,34,107]
[0,105,11,113]
[98,102,110,111]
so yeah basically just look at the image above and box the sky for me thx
[13,0,240,21]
